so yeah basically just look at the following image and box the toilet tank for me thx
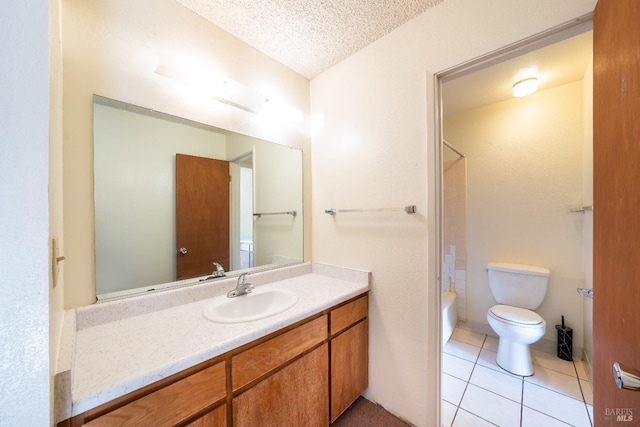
[487,262,550,309]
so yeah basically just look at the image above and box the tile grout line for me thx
[524,375,588,403]
[474,333,527,426]
[447,328,591,426]
[573,358,594,427]
[521,404,575,426]
[519,375,524,427]
[449,333,487,427]
[456,407,501,427]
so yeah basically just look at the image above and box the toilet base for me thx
[496,338,534,376]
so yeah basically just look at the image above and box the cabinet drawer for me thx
[85,361,226,426]
[232,315,327,391]
[330,294,368,336]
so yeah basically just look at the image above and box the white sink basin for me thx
[203,287,299,323]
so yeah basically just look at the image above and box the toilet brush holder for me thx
[556,315,573,361]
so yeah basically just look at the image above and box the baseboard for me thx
[456,319,493,336]
[583,349,593,382]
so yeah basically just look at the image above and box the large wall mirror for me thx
[93,95,303,300]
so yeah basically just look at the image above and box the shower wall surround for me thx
[443,158,467,320]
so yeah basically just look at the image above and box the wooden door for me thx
[593,0,640,424]
[176,154,230,280]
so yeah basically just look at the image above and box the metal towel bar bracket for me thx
[571,206,593,213]
[325,205,416,215]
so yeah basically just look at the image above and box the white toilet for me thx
[486,262,550,376]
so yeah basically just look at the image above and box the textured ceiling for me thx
[174,0,444,79]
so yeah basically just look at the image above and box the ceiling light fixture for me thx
[512,77,539,98]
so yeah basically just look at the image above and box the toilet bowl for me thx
[486,262,550,377]
[487,304,546,376]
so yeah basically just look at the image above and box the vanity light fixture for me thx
[260,97,304,122]
[512,77,539,98]
[155,60,302,122]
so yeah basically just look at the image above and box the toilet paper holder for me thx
[577,288,593,299]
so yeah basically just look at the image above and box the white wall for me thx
[62,0,310,308]
[445,82,585,351]
[0,1,52,424]
[93,102,227,294]
[310,1,596,425]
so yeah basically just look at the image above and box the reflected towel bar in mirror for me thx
[253,210,297,218]
[325,205,416,215]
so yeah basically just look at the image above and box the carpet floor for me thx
[331,397,412,427]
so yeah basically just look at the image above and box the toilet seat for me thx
[489,304,544,327]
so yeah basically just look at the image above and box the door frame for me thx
[431,13,593,425]
[229,150,255,271]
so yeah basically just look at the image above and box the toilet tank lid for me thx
[487,262,550,277]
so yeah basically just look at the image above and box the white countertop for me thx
[56,262,370,421]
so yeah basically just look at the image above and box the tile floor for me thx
[442,327,593,427]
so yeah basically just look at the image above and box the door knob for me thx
[613,362,640,391]
[179,247,188,255]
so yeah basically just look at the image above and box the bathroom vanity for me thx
[55,262,370,426]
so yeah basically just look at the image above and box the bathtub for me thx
[442,291,458,345]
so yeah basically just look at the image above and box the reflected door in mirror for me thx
[176,154,230,279]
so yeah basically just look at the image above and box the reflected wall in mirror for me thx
[94,95,303,299]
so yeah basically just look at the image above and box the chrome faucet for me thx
[199,262,226,281]
[227,273,254,298]
[212,262,225,278]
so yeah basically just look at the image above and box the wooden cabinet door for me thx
[330,319,368,422]
[185,405,226,427]
[233,344,329,427]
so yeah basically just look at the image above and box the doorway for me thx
[230,151,254,271]
[436,20,594,426]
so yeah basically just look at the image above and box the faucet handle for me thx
[227,273,253,298]
[238,273,254,292]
